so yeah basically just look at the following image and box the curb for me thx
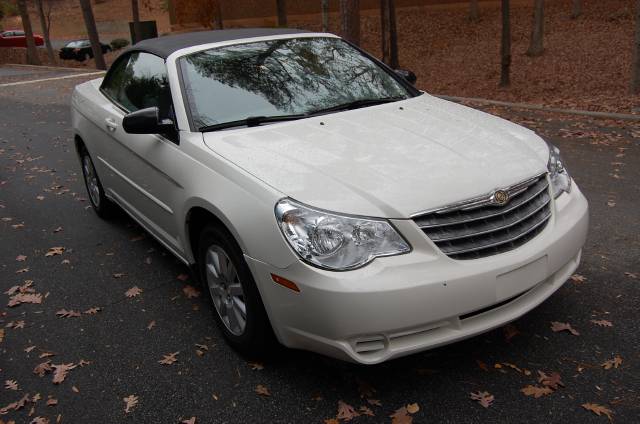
[3,63,100,72]
[436,94,640,122]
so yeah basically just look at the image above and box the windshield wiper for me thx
[308,97,405,115]
[200,114,308,132]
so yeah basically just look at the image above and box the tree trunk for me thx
[388,0,398,68]
[321,0,329,32]
[340,0,360,45]
[500,0,511,87]
[381,0,389,63]
[131,0,142,43]
[79,0,106,70]
[35,0,55,63]
[276,0,287,27]
[526,0,544,56]
[571,0,582,19]
[632,0,640,93]
[214,0,223,29]
[17,0,41,65]
[469,0,479,21]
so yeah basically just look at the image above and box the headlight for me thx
[547,143,571,198]
[275,199,410,270]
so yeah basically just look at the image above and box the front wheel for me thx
[198,224,276,356]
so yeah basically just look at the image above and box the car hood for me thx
[202,94,550,218]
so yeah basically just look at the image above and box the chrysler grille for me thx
[412,174,552,260]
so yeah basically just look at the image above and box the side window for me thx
[101,52,172,117]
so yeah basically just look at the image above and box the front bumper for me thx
[246,185,589,364]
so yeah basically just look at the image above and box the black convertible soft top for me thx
[129,28,312,59]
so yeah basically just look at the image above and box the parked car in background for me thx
[59,39,111,61]
[0,30,44,47]
[71,29,588,364]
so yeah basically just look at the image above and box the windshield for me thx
[179,37,414,130]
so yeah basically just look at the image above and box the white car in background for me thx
[71,28,588,364]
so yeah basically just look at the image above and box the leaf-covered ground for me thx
[300,0,640,114]
[0,67,639,423]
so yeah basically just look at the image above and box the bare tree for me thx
[571,0,582,19]
[131,0,142,43]
[35,0,55,63]
[17,0,41,65]
[380,0,398,68]
[632,0,640,93]
[340,0,360,45]
[469,0,479,21]
[526,0,544,56]
[214,0,223,29]
[276,0,287,27]
[321,0,329,32]
[79,0,106,70]
[500,0,511,87]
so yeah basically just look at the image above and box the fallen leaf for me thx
[406,403,420,414]
[16,255,27,262]
[476,360,489,371]
[470,391,494,408]
[5,380,18,390]
[248,362,264,370]
[624,272,637,279]
[147,320,156,330]
[158,352,179,365]
[8,292,43,307]
[7,320,25,329]
[324,419,340,424]
[31,417,49,424]
[359,405,375,416]
[521,385,553,398]
[367,398,382,406]
[55,309,81,318]
[537,371,564,390]
[123,394,138,413]
[25,345,36,353]
[53,226,63,233]
[125,286,142,298]
[181,418,196,424]
[47,397,58,406]
[83,307,101,315]
[601,356,622,370]
[112,273,126,279]
[550,321,580,336]
[336,400,358,420]
[389,406,412,424]
[591,319,613,327]
[78,359,91,367]
[570,274,587,284]
[182,285,201,299]
[44,247,65,257]
[255,384,271,397]
[0,328,4,343]
[51,363,76,384]
[33,361,52,377]
[503,323,520,341]
[582,403,613,421]
[72,386,79,393]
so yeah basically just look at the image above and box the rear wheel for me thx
[80,148,116,218]
[198,224,276,356]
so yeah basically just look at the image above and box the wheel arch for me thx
[184,201,248,265]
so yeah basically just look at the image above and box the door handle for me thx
[105,118,117,132]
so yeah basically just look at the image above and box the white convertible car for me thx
[72,28,588,364]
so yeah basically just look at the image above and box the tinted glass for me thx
[180,37,411,129]
[102,52,171,115]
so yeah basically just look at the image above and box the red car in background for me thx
[0,30,44,47]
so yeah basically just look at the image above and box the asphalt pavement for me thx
[0,65,638,423]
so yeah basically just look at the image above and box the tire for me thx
[198,224,276,356]
[79,147,116,219]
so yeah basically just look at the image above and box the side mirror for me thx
[395,69,417,85]
[122,107,175,135]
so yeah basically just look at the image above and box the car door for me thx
[97,51,185,255]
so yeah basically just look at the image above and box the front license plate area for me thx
[496,255,548,299]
